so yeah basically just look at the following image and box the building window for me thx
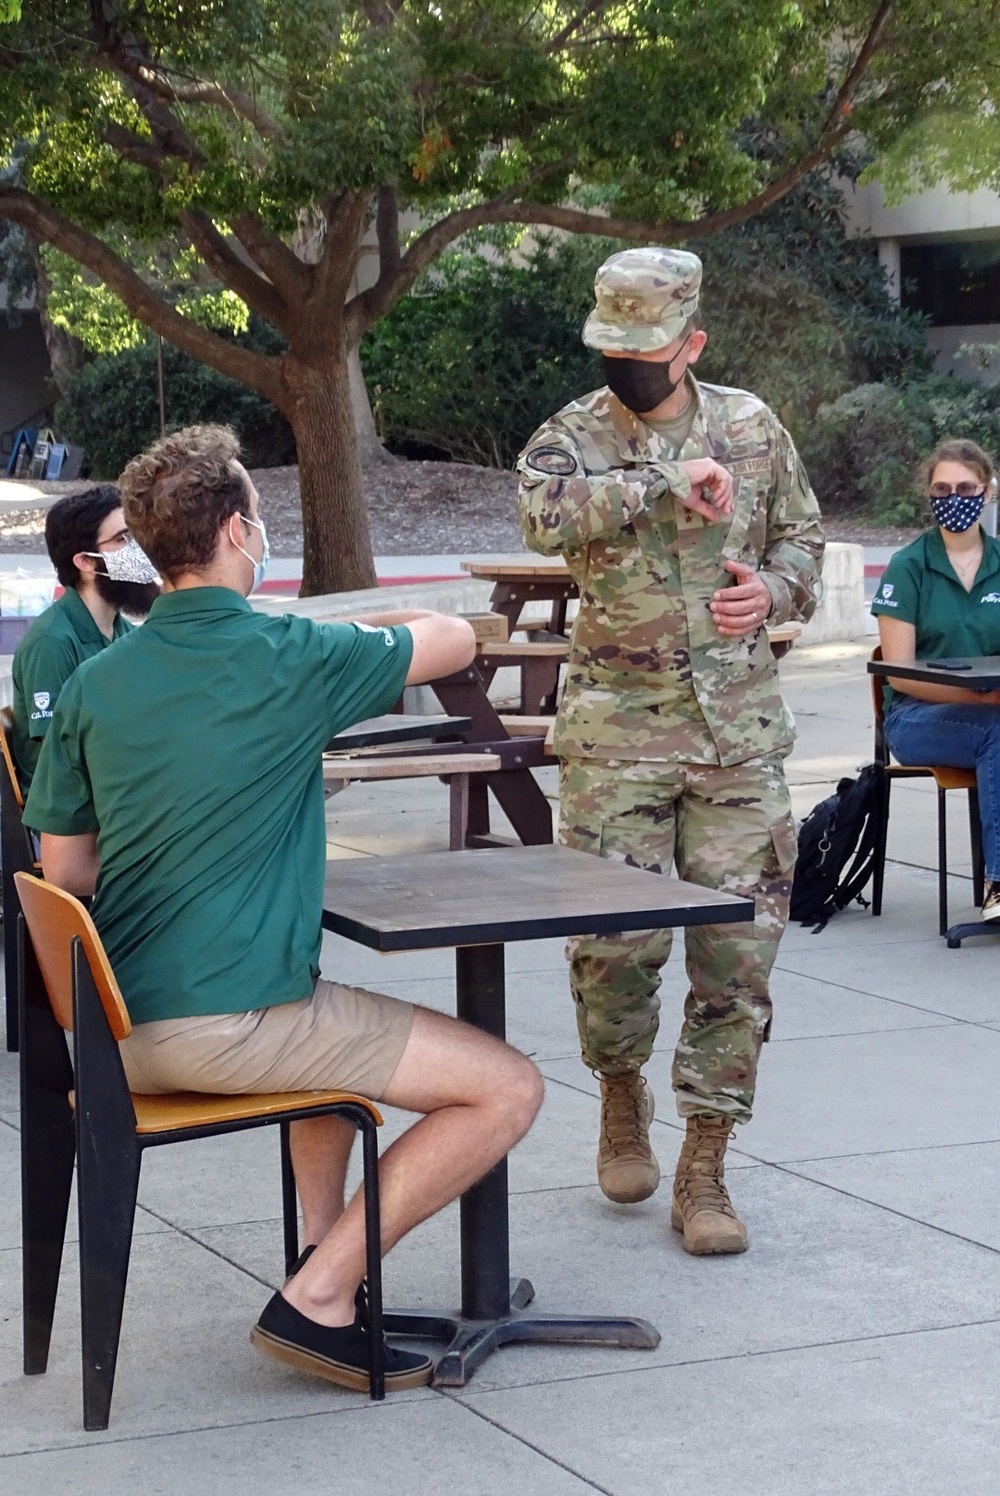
[901,240,1000,326]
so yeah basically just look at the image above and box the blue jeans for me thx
[885,699,1000,880]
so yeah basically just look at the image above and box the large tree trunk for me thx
[285,352,378,596]
[349,345,395,468]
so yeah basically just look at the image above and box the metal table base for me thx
[381,942,659,1386]
[383,1277,659,1388]
[946,918,1000,949]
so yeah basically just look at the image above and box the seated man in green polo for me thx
[11,485,160,791]
[24,423,543,1395]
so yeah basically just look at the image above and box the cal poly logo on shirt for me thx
[877,582,898,608]
[355,622,395,646]
[980,592,1000,603]
[29,690,53,723]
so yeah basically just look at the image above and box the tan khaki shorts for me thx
[118,977,414,1100]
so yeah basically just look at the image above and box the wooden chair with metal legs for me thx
[869,647,985,938]
[15,872,387,1431]
[0,706,38,1052]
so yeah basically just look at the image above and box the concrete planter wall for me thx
[253,541,866,646]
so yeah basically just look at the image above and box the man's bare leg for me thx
[282,1006,543,1327]
[289,1115,356,1245]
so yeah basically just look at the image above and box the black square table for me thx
[867,656,1000,690]
[322,842,753,1386]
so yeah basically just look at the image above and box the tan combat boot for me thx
[597,1073,660,1204]
[671,1114,748,1255]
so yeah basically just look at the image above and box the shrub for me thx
[800,375,1000,525]
[56,319,294,478]
[361,236,604,467]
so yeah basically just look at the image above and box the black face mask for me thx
[602,335,691,414]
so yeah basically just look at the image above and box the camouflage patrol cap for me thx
[582,247,702,353]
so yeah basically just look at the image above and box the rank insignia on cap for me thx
[525,445,579,477]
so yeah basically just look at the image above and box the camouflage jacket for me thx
[516,375,825,766]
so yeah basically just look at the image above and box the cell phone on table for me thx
[931,659,972,671]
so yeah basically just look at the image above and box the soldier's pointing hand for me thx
[678,458,734,521]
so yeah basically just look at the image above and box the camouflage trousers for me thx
[558,755,797,1123]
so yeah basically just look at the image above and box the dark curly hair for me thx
[44,485,123,589]
[118,424,251,581]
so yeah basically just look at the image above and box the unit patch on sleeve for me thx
[524,445,579,478]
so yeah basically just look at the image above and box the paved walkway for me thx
[3,638,1000,1493]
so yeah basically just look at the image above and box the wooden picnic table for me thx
[322,843,752,1386]
[461,556,577,636]
[426,664,555,847]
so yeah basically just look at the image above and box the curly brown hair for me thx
[925,438,995,490]
[118,424,252,580]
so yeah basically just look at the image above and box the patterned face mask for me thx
[929,491,985,534]
[84,537,159,583]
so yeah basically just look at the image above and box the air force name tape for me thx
[524,445,579,478]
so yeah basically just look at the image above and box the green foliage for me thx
[43,239,250,356]
[799,375,1000,526]
[362,174,930,467]
[361,234,603,467]
[691,172,932,417]
[4,4,1000,255]
[56,319,294,478]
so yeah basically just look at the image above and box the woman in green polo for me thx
[871,438,1000,921]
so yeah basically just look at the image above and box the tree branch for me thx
[346,103,861,340]
[375,185,401,276]
[179,208,290,330]
[101,122,170,174]
[99,47,285,141]
[0,186,285,405]
[547,1,616,52]
[314,191,371,328]
[352,0,889,328]
[822,0,894,136]
[228,213,311,299]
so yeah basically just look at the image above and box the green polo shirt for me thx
[870,527,1000,708]
[23,588,413,1026]
[11,588,132,792]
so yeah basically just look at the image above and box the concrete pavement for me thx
[3,637,1000,1492]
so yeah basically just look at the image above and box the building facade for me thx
[848,182,1000,383]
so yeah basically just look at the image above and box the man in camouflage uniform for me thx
[516,248,824,1254]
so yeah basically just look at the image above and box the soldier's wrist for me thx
[760,573,787,624]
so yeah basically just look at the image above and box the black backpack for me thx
[789,765,881,932]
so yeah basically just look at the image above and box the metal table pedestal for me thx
[381,943,659,1385]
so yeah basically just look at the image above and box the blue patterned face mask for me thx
[930,491,985,533]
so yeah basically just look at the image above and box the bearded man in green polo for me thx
[517,247,825,1254]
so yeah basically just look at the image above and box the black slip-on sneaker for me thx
[250,1292,433,1392]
